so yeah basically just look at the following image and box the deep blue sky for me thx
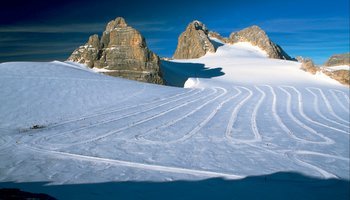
[0,0,349,64]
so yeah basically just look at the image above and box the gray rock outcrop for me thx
[173,20,215,59]
[229,25,293,60]
[68,17,163,84]
[324,53,350,66]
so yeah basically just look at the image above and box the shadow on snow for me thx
[1,172,349,200]
[160,60,225,87]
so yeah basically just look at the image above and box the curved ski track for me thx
[19,84,349,179]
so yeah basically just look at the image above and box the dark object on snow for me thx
[30,125,45,129]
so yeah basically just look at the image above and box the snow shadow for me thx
[161,60,225,87]
[210,38,225,50]
[1,172,349,200]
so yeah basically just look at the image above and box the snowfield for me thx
[323,65,350,72]
[0,42,349,199]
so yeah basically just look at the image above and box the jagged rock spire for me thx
[67,17,164,84]
[173,20,215,59]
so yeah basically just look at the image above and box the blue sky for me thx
[0,0,349,64]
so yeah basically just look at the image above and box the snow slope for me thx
[323,65,350,72]
[0,42,349,199]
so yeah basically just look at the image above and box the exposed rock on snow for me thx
[298,56,349,86]
[174,21,292,61]
[173,20,216,59]
[68,17,164,85]
[324,53,350,67]
[321,53,350,86]
[323,69,350,86]
[229,25,293,60]
[299,57,319,75]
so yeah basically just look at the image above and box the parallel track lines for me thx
[34,88,208,146]
[329,89,349,113]
[39,87,198,131]
[138,87,242,144]
[279,86,334,144]
[282,86,348,135]
[308,87,349,124]
[43,88,221,148]
[225,86,253,143]
[135,87,229,143]
[306,88,349,129]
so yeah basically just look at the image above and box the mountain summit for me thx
[68,17,164,84]
[173,21,293,60]
[229,25,293,60]
[324,53,350,66]
[173,20,216,59]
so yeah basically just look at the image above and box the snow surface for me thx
[323,65,350,72]
[0,42,349,199]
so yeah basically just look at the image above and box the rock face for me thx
[229,25,293,60]
[324,53,350,66]
[324,70,350,86]
[297,56,349,86]
[299,57,319,75]
[68,17,163,84]
[173,20,215,59]
[322,53,350,86]
[173,21,293,61]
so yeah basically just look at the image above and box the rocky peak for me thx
[105,17,128,32]
[67,17,163,85]
[229,25,293,60]
[173,20,215,59]
[87,34,100,47]
[191,20,208,33]
[324,53,350,66]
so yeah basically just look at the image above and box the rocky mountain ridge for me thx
[298,56,349,86]
[173,20,216,59]
[173,20,293,60]
[68,17,164,84]
[324,53,350,66]
[229,25,292,60]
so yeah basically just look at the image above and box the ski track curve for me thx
[134,86,230,143]
[225,86,254,143]
[281,86,349,135]
[229,86,265,143]
[278,86,334,144]
[37,87,198,131]
[249,86,265,142]
[137,87,243,144]
[24,145,244,180]
[306,88,349,129]
[263,85,331,144]
[32,88,208,147]
[295,150,350,162]
[285,151,338,179]
[39,88,222,148]
[331,89,350,105]
[308,87,349,125]
[329,89,349,113]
